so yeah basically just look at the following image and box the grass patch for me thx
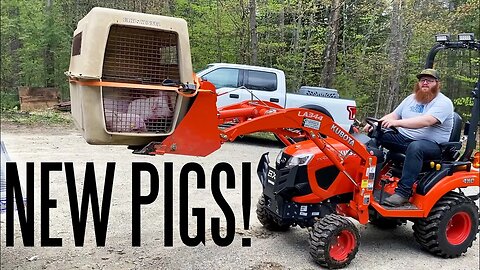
[0,90,20,111]
[247,132,278,141]
[0,109,73,126]
[236,132,284,148]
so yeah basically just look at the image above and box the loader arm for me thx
[131,80,377,224]
[134,80,376,198]
[134,80,373,161]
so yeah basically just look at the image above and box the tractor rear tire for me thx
[256,195,291,231]
[309,214,360,269]
[413,192,479,258]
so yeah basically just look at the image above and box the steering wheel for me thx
[365,117,399,137]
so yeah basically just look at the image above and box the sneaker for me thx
[383,193,409,207]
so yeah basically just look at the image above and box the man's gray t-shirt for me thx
[393,92,453,144]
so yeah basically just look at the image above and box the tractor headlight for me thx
[458,33,474,42]
[276,149,284,165]
[285,153,314,169]
[435,34,450,42]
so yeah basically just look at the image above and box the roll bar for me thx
[425,37,480,161]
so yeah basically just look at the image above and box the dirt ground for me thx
[0,122,479,270]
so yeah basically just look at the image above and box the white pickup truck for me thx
[197,63,357,132]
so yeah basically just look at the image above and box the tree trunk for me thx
[290,0,303,89]
[249,0,257,65]
[279,0,285,43]
[45,0,55,87]
[8,5,21,87]
[385,0,405,113]
[299,7,315,89]
[292,0,303,52]
[216,0,222,62]
[321,0,341,88]
[237,0,248,63]
[164,0,173,14]
[375,73,384,118]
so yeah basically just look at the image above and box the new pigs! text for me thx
[5,162,252,247]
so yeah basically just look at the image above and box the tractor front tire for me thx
[256,195,290,231]
[413,192,479,258]
[309,214,360,269]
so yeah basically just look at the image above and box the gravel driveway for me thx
[1,122,478,270]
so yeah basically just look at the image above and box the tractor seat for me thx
[388,112,463,165]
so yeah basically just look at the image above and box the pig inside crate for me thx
[102,87,178,134]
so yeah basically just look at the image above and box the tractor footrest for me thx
[380,203,419,210]
[373,190,419,210]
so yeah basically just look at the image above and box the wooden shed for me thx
[18,87,60,111]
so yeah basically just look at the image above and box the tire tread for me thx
[413,192,479,258]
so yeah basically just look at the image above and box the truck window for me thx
[201,68,240,88]
[245,70,277,91]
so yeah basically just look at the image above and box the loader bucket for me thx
[132,80,222,157]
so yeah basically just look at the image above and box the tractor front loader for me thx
[253,34,480,268]
[67,8,480,269]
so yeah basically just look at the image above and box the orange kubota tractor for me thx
[123,37,480,268]
[133,36,479,269]
[252,35,480,268]
[67,9,479,269]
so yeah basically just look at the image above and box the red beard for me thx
[414,82,440,104]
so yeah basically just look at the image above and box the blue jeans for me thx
[381,133,442,198]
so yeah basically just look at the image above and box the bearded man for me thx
[368,68,454,206]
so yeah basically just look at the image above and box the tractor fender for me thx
[412,169,479,216]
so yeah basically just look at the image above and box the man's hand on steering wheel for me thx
[365,117,399,138]
[381,118,398,129]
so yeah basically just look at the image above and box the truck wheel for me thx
[309,214,360,269]
[256,195,291,231]
[413,192,479,258]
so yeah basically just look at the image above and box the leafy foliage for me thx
[0,0,478,121]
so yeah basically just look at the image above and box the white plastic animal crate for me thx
[67,7,194,145]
